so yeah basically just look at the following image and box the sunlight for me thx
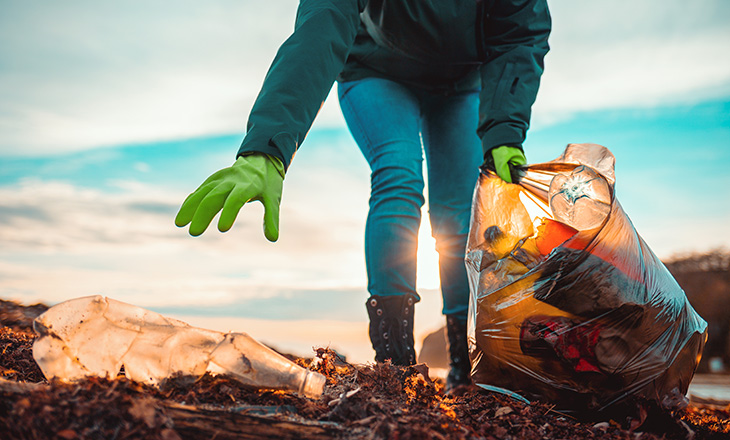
[417,209,441,290]
[519,189,552,228]
[415,190,551,291]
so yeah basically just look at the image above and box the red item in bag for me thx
[535,219,579,256]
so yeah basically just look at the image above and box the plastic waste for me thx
[549,165,611,231]
[466,143,707,415]
[32,295,326,398]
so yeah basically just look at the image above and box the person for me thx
[175,0,551,393]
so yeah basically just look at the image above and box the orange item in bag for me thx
[535,218,578,256]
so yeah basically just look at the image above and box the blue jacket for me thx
[238,0,551,170]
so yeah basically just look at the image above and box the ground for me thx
[1,299,728,440]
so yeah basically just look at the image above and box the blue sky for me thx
[1,1,729,362]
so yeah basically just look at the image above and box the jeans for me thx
[337,77,482,320]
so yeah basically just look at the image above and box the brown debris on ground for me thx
[0,299,47,335]
[1,376,180,440]
[1,299,729,439]
[0,327,45,383]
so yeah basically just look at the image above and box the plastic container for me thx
[33,295,325,398]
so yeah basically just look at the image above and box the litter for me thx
[32,295,326,398]
[466,143,707,414]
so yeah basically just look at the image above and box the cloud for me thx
[533,0,730,124]
[0,179,180,250]
[0,171,373,304]
[1,1,728,156]
[0,0,301,156]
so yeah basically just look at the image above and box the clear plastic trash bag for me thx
[466,143,707,413]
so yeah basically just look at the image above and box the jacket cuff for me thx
[480,123,526,161]
[237,131,298,172]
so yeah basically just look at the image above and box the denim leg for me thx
[421,89,482,320]
[338,78,425,301]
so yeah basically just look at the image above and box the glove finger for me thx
[174,182,218,227]
[261,194,281,242]
[218,185,252,232]
[189,182,235,236]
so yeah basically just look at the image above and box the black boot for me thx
[445,315,472,393]
[365,293,418,366]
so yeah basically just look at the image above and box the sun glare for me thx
[519,189,552,227]
[415,191,550,291]
[417,212,441,290]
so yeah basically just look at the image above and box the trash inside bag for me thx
[466,143,707,414]
[32,295,326,398]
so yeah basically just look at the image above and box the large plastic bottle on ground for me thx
[32,295,325,398]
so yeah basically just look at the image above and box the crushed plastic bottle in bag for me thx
[549,165,611,231]
[32,295,326,398]
[466,143,707,419]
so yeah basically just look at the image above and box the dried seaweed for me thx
[1,299,728,440]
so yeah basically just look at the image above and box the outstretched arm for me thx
[176,1,365,239]
[238,0,367,171]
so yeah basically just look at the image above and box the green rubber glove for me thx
[491,146,527,183]
[175,153,285,241]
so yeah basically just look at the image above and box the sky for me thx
[1,0,729,363]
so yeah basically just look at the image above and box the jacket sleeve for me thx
[477,0,551,158]
[237,0,366,171]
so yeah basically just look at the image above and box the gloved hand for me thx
[175,153,285,241]
[490,146,527,183]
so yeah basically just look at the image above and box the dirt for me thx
[1,300,728,440]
